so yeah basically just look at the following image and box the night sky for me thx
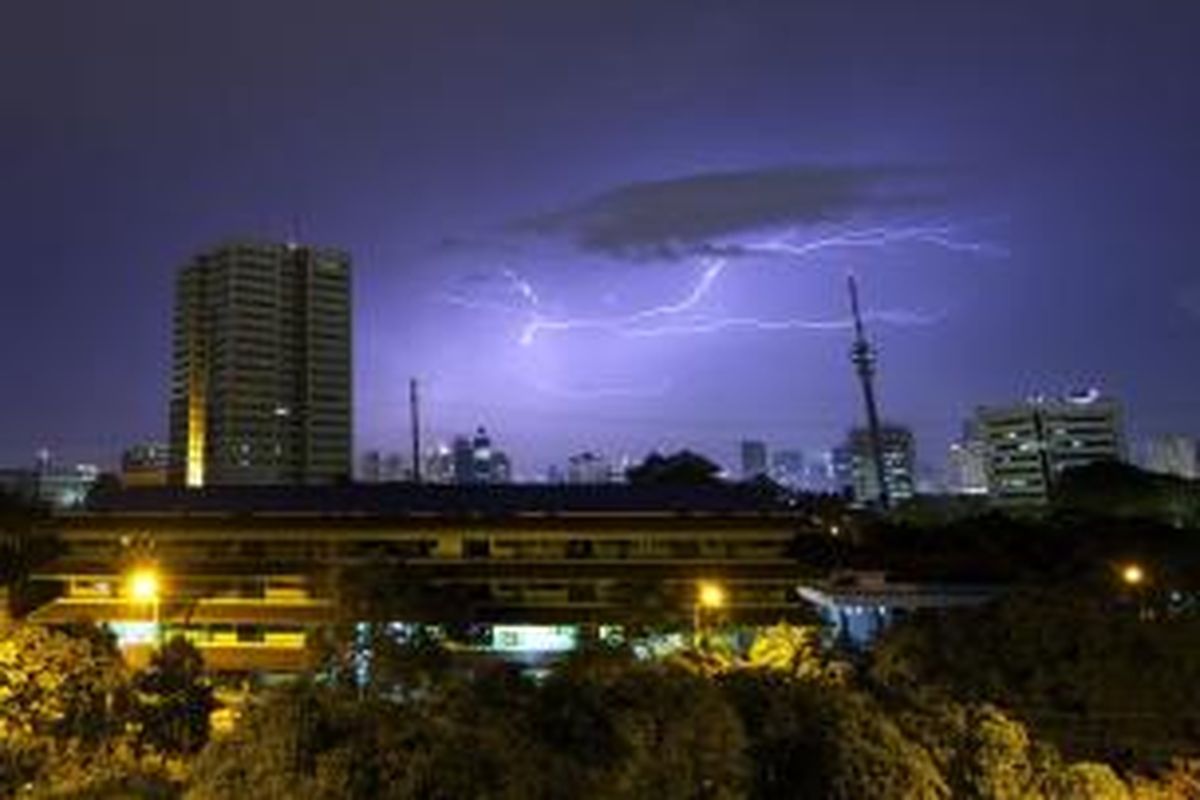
[3,1,1199,479]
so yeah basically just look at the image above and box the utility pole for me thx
[847,275,890,511]
[409,377,422,484]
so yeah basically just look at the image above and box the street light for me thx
[126,566,162,642]
[1121,563,1145,587]
[693,580,726,647]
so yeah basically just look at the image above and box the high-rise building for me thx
[450,427,512,484]
[168,241,352,487]
[769,449,805,490]
[975,391,1124,506]
[1144,435,1199,480]
[740,440,769,480]
[842,425,915,507]
[946,422,989,496]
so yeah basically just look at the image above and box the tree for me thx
[870,586,1200,768]
[532,653,748,799]
[719,670,947,799]
[745,623,829,680]
[625,450,723,486]
[0,624,130,794]
[132,637,216,755]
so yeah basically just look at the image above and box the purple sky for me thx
[3,1,1199,477]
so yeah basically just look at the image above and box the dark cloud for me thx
[516,165,942,258]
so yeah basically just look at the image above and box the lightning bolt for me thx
[445,224,1002,346]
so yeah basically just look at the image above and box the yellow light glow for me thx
[698,581,726,609]
[1121,564,1145,586]
[127,568,161,603]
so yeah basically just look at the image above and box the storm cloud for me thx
[517,165,942,259]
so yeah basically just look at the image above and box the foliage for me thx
[870,585,1200,768]
[1055,461,1200,526]
[720,670,947,799]
[0,624,138,795]
[131,637,217,755]
[625,450,723,486]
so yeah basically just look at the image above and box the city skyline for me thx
[3,2,1199,472]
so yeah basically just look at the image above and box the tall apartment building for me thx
[975,391,1124,506]
[842,424,916,506]
[947,422,989,496]
[168,241,352,487]
[740,440,769,480]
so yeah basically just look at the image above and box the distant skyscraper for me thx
[947,423,989,496]
[830,445,855,495]
[168,240,352,486]
[451,427,512,484]
[975,390,1124,506]
[1143,435,1199,480]
[842,425,915,507]
[769,449,805,489]
[740,440,769,480]
[567,451,614,484]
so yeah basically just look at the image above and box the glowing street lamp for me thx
[126,566,162,641]
[693,580,726,647]
[1121,563,1145,587]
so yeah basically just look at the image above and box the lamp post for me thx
[693,581,725,648]
[1119,562,1148,620]
[126,566,162,644]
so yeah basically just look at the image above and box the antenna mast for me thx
[848,275,890,510]
[409,377,422,484]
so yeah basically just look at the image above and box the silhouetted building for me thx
[740,440,769,480]
[120,442,168,488]
[567,451,614,484]
[1144,435,1199,480]
[976,390,1124,506]
[168,240,352,487]
[842,425,915,506]
[360,450,406,483]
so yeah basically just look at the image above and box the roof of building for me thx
[79,482,803,519]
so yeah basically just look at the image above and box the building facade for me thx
[740,440,769,480]
[121,442,169,488]
[975,392,1124,506]
[843,425,916,506]
[946,423,989,496]
[29,484,818,674]
[168,241,352,487]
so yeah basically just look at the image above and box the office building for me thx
[168,240,352,487]
[740,440,769,480]
[120,442,169,488]
[1144,435,1199,480]
[842,425,916,506]
[946,423,989,496]
[975,391,1124,506]
[451,427,511,484]
[769,449,805,490]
